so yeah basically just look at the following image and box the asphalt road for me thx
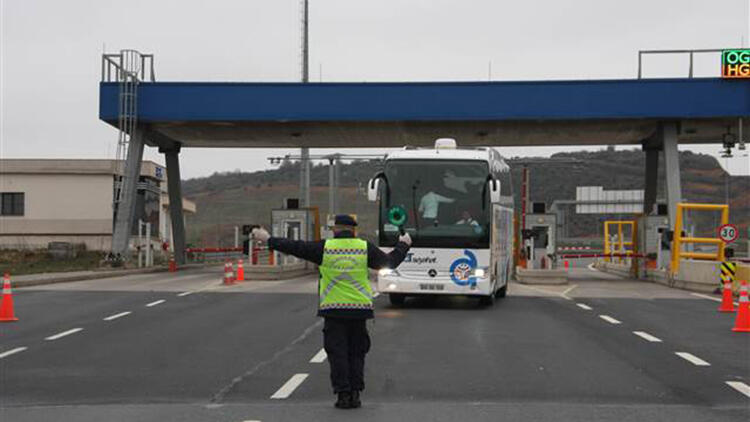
[0,265,748,422]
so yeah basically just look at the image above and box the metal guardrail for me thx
[671,203,729,275]
[637,48,739,79]
[186,247,244,264]
[604,221,636,264]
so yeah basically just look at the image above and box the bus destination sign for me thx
[722,49,750,78]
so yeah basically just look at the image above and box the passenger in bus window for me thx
[455,210,479,226]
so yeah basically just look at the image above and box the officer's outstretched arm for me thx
[366,234,411,270]
[252,228,324,265]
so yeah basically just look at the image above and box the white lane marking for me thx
[146,299,166,307]
[576,303,593,310]
[0,347,28,359]
[675,352,711,366]
[177,291,193,297]
[599,315,622,325]
[691,292,738,306]
[103,311,131,321]
[726,381,750,398]
[559,284,578,301]
[310,348,327,363]
[633,331,662,342]
[270,373,309,399]
[45,328,84,341]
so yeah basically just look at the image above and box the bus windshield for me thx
[380,159,490,248]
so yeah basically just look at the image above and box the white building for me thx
[0,159,195,251]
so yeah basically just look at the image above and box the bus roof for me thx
[385,146,493,162]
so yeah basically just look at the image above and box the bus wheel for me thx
[389,293,406,307]
[495,284,507,298]
[479,294,495,307]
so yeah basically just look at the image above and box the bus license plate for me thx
[419,283,444,291]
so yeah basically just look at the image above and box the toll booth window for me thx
[1,192,25,216]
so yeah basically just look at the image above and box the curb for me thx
[13,263,216,289]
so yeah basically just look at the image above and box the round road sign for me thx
[718,224,738,243]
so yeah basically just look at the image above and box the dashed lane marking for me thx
[0,347,27,359]
[726,381,750,398]
[633,331,663,342]
[599,315,622,325]
[691,292,738,306]
[146,299,166,307]
[177,291,193,297]
[103,311,131,321]
[310,348,327,363]
[45,328,84,341]
[576,303,593,310]
[675,352,711,366]
[270,373,309,399]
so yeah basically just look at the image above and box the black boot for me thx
[334,391,353,409]
[350,390,362,408]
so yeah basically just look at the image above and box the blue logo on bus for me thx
[449,250,477,286]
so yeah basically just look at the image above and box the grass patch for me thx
[0,249,108,276]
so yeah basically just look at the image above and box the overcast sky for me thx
[1,0,749,178]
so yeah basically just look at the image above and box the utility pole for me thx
[299,0,311,207]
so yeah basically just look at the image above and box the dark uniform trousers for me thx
[323,317,371,393]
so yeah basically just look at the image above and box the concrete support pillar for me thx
[328,158,335,217]
[111,125,146,259]
[334,156,341,214]
[162,145,186,265]
[661,123,682,230]
[300,147,311,207]
[643,147,660,215]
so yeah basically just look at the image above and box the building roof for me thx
[0,159,164,180]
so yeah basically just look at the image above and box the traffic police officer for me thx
[252,214,411,409]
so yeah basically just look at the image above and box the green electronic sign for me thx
[722,49,750,78]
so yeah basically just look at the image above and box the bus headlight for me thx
[387,283,398,290]
[474,268,486,278]
[379,268,393,276]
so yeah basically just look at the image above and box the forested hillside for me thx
[182,149,749,250]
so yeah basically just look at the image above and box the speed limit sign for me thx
[718,224,738,243]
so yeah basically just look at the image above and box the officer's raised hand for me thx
[251,227,271,243]
[398,232,412,247]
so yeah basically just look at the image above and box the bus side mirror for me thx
[368,178,380,202]
[489,179,501,203]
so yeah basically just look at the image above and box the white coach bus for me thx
[368,138,514,306]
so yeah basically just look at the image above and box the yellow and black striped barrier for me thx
[721,261,737,288]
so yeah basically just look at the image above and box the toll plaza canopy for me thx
[99,78,749,148]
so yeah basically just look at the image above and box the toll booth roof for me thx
[99,78,749,148]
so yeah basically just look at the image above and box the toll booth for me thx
[271,208,317,267]
[638,215,671,271]
[523,212,557,269]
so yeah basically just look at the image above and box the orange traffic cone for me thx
[0,273,19,322]
[732,281,750,333]
[236,259,245,282]
[718,281,735,312]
